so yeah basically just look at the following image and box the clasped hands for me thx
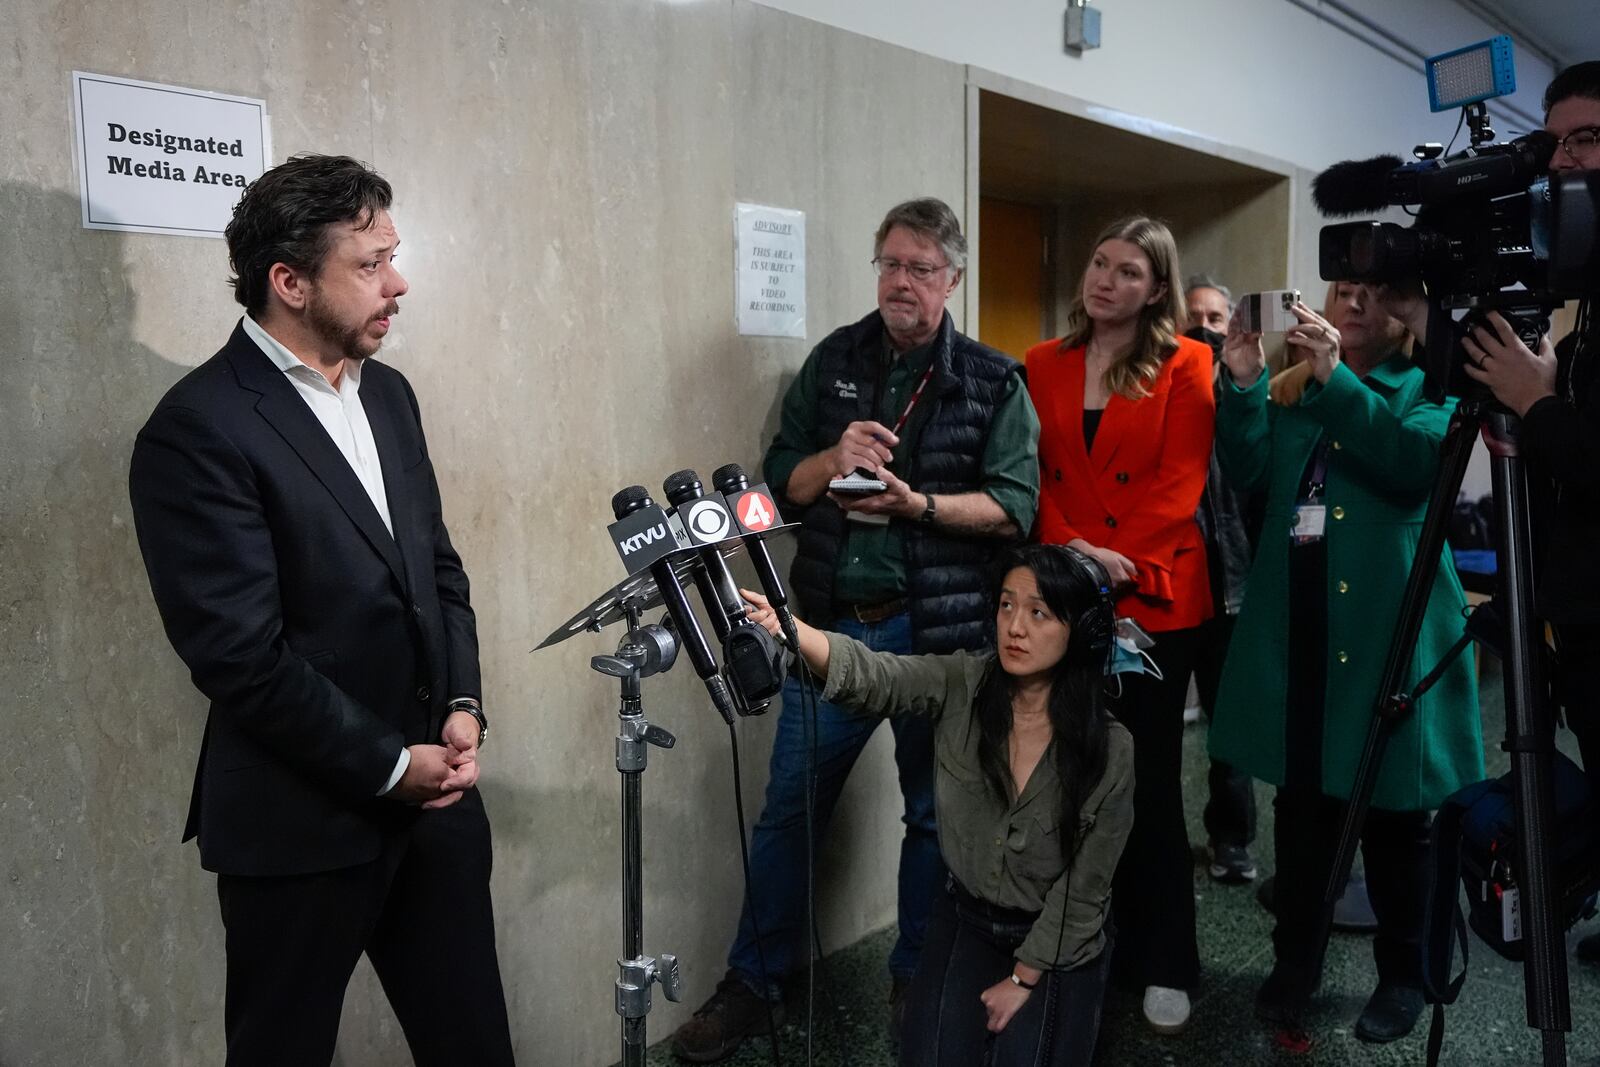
[391,709,482,809]
[824,419,925,520]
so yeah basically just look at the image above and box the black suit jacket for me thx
[130,322,480,876]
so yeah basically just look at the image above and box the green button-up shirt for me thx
[821,630,1134,970]
[764,329,1040,606]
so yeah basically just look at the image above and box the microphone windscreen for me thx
[611,485,650,520]
[1312,155,1405,216]
[712,463,749,492]
[663,469,703,505]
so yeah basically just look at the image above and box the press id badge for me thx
[1290,502,1326,544]
[1501,885,1523,944]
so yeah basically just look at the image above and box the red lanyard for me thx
[890,363,938,437]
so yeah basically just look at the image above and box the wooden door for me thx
[978,197,1050,360]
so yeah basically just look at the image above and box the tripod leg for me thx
[1312,404,1479,978]
[1487,412,1570,1063]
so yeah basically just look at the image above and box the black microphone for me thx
[1311,154,1406,216]
[1313,131,1557,218]
[663,469,751,633]
[612,486,739,724]
[664,469,785,715]
[712,463,800,650]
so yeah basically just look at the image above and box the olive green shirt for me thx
[764,331,1041,606]
[821,631,1135,970]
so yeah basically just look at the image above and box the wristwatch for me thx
[448,697,489,748]
[1009,971,1037,990]
[919,493,937,525]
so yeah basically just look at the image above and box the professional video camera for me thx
[1304,37,1600,1067]
[1311,35,1600,399]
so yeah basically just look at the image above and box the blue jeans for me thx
[727,613,944,999]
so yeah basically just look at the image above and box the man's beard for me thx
[306,291,398,362]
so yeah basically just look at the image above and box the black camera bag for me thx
[1420,752,1600,1066]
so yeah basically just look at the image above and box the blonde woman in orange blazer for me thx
[1025,217,1215,1035]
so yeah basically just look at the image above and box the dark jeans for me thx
[900,881,1112,1067]
[1107,626,1203,990]
[1270,789,1429,992]
[214,790,514,1067]
[728,612,943,997]
[1194,612,1257,848]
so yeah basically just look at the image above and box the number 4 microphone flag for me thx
[735,490,778,533]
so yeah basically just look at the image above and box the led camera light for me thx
[1427,35,1516,112]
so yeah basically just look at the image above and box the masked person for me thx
[1209,281,1483,1043]
[740,544,1132,1067]
[1182,276,1261,886]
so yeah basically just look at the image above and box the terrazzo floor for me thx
[631,657,1600,1066]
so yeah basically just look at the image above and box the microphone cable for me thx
[725,717,784,1067]
[797,661,857,1067]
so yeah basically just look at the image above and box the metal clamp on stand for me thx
[591,603,683,1067]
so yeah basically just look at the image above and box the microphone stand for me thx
[592,600,683,1066]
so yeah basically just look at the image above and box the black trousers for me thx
[1270,789,1429,991]
[1194,612,1257,848]
[214,789,515,1067]
[1554,623,1600,784]
[1107,625,1203,990]
[1274,538,1428,993]
[900,882,1112,1067]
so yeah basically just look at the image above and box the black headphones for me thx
[1058,545,1118,670]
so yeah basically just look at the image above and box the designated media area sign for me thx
[735,203,805,338]
[72,71,269,238]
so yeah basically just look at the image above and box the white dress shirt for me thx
[241,317,409,795]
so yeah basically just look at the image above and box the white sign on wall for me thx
[71,71,270,239]
[735,203,806,338]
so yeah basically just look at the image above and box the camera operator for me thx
[1384,61,1600,791]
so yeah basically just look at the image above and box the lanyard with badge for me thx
[1291,441,1331,545]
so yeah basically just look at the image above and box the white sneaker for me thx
[1183,703,1201,725]
[1143,985,1191,1034]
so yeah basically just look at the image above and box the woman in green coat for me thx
[1208,281,1483,1042]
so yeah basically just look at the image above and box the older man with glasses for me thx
[671,198,1040,1062]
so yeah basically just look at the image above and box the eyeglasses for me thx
[1554,125,1600,162]
[872,257,950,281]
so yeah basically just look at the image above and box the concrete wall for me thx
[1,3,964,1064]
[755,0,1559,174]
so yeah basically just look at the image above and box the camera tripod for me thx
[590,601,685,1067]
[1313,389,1570,1065]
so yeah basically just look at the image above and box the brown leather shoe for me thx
[670,972,784,1063]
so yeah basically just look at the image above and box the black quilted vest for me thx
[785,310,1023,654]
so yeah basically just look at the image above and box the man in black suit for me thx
[129,155,515,1066]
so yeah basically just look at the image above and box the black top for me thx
[1083,407,1105,452]
[1522,308,1600,624]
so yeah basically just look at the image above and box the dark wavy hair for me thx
[972,544,1112,852]
[224,154,393,316]
[1545,61,1600,118]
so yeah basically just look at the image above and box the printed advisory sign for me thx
[71,71,270,238]
[736,203,806,338]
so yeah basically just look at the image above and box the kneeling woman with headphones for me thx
[741,543,1133,1066]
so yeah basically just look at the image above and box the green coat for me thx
[1207,357,1484,811]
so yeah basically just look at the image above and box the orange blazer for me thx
[1025,336,1216,632]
